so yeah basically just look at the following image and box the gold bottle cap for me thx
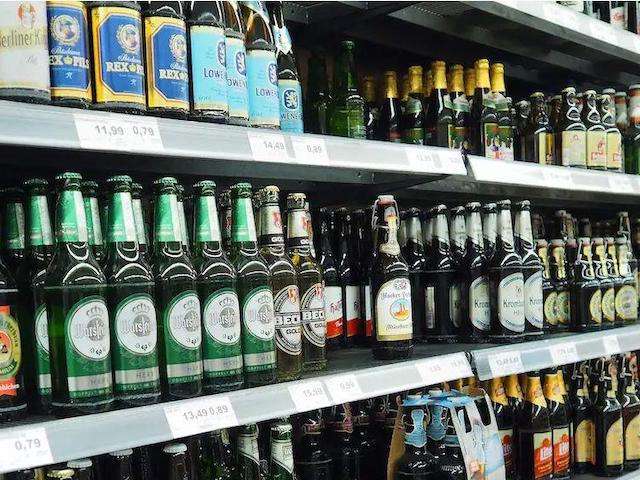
[408,66,423,94]
[362,75,376,102]
[431,60,447,90]
[382,70,399,99]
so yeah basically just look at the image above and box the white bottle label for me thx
[470,275,490,331]
[115,295,158,354]
[524,270,544,330]
[498,272,525,333]
[273,284,302,355]
[203,291,241,345]
[301,283,325,348]
[375,278,412,341]
[167,293,202,349]
[68,299,111,360]
[243,288,276,341]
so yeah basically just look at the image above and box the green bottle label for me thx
[163,291,203,384]
[57,190,88,243]
[202,288,242,378]
[34,304,51,395]
[64,296,113,399]
[155,193,182,243]
[241,286,276,372]
[195,196,222,243]
[113,293,160,392]
[132,198,148,246]
[4,202,25,250]
[231,197,257,242]
[28,195,53,247]
[403,128,424,145]
[84,197,104,246]
[108,192,138,243]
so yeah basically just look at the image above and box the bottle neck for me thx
[433,67,447,91]
[525,375,546,407]
[515,209,534,251]
[383,76,398,99]
[450,215,466,251]
[375,206,400,257]
[476,66,491,90]
[83,195,104,247]
[286,207,310,252]
[497,209,515,248]
[194,194,223,252]
[466,211,483,249]
[107,191,138,245]
[259,201,284,248]
[154,192,183,247]
[27,193,54,248]
[131,197,148,247]
[450,69,464,94]
[4,200,25,251]
[405,216,423,246]
[483,212,497,243]
[56,189,89,244]
[232,196,258,251]
[335,48,357,92]
[432,212,450,246]
[490,69,505,95]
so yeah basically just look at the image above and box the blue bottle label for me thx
[91,6,145,105]
[225,36,248,121]
[47,1,91,100]
[144,16,189,110]
[246,49,279,127]
[189,25,228,112]
[278,79,303,133]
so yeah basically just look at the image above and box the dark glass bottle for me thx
[524,92,554,164]
[448,64,470,152]
[582,89,607,170]
[401,66,426,145]
[482,203,497,261]
[304,49,330,135]
[606,236,626,327]
[449,206,467,330]
[549,237,571,332]
[594,237,616,328]
[201,429,238,480]
[537,239,556,334]
[487,377,516,477]
[352,400,375,480]
[615,234,638,323]
[362,75,379,140]
[618,353,640,470]
[570,361,594,474]
[424,61,453,148]
[2,188,26,278]
[328,41,366,139]
[554,86,586,167]
[403,208,427,343]
[379,71,402,143]
[326,403,360,480]
[336,209,362,348]
[295,409,333,480]
[490,62,514,161]
[543,369,571,480]
[593,358,624,476]
[469,59,498,158]
[571,237,602,331]
[464,202,490,341]
[601,90,624,172]
[81,181,106,266]
[515,99,531,160]
[317,209,343,350]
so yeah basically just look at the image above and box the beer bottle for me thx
[192,180,243,393]
[615,235,638,323]
[66,459,92,480]
[505,373,524,420]
[219,190,232,255]
[401,66,425,145]
[463,67,475,107]
[482,203,497,261]
[581,90,607,170]
[81,181,105,265]
[152,177,202,400]
[201,429,238,480]
[571,237,602,331]
[515,99,531,159]
[549,238,571,332]
[524,92,554,164]
[45,172,113,416]
[354,208,373,343]
[304,49,330,135]
[424,69,433,101]
[131,183,149,260]
[448,64,470,152]
[133,446,155,480]
[46,469,74,480]
[317,208,343,350]
[464,202,490,341]
[549,94,562,131]
[537,239,557,334]
[2,188,26,280]
[618,353,640,470]
[490,63,514,161]
[176,184,190,257]
[617,211,638,293]
[186,1,229,123]
[238,424,261,480]
[286,194,326,371]
[569,361,594,474]
[554,87,586,167]
[269,420,296,480]
[328,41,366,139]
[222,0,249,126]
[371,195,413,359]
[295,409,333,480]
[142,2,189,119]
[326,403,360,480]
[615,91,629,132]
[403,208,426,343]
[486,377,516,477]
[379,71,402,142]
[257,187,301,382]
[591,357,605,404]
[543,369,571,479]
[425,389,447,459]
[470,59,498,158]
[440,397,467,479]
[606,236,627,326]
[352,400,375,480]
[592,238,613,326]
[230,183,276,386]
[600,90,624,172]
[336,209,361,347]
[362,75,379,140]
[450,207,466,334]
[488,200,525,341]
[398,212,407,252]
[424,61,453,148]
[161,444,190,480]
[594,359,624,476]
[104,175,160,407]
[104,449,135,480]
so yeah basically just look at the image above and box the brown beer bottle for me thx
[490,63,514,161]
[523,92,554,164]
[554,87,587,167]
[569,361,594,474]
[571,238,602,331]
[469,59,498,158]
[463,202,490,341]
[424,61,453,148]
[606,236,626,327]
[336,209,362,347]
[537,239,557,334]
[379,71,402,143]
[618,353,640,471]
[403,208,427,344]
[543,369,571,480]
[594,358,624,476]
[317,208,343,350]
[487,377,516,477]
[448,64,470,152]
[582,90,608,170]
[593,237,616,328]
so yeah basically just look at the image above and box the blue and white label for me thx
[225,36,249,120]
[273,24,292,55]
[246,49,279,127]
[189,25,228,112]
[278,79,303,133]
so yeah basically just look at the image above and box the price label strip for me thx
[248,132,291,162]
[487,351,524,378]
[290,137,329,164]
[74,114,163,152]
[164,396,238,439]
[288,381,332,412]
[603,335,622,355]
[416,352,473,385]
[405,147,466,175]
[0,427,53,473]
[543,167,575,189]
[608,175,634,193]
[549,342,579,366]
[325,374,363,404]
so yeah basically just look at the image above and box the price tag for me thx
[589,20,619,44]
[416,352,473,385]
[608,174,634,193]
[405,147,442,172]
[325,374,363,403]
[549,342,579,366]
[248,132,291,162]
[74,114,163,152]
[0,427,53,473]
[603,335,622,355]
[543,167,575,189]
[487,351,524,378]
[291,137,329,164]
[543,2,579,30]
[288,381,331,412]
[164,396,238,439]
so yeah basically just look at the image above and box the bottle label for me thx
[202,289,242,377]
[345,285,361,338]
[270,438,294,473]
[607,131,623,170]
[27,195,53,247]
[57,190,88,243]
[113,293,160,391]
[364,284,373,337]
[155,193,182,242]
[544,291,558,326]
[625,412,640,461]
[144,16,189,110]
[333,104,367,139]
[0,306,22,397]
[499,428,514,473]
[524,270,543,330]
[552,427,570,473]
[164,291,203,383]
[424,285,435,329]
[611,5,626,28]
[586,130,607,168]
[470,275,490,331]
[273,285,302,355]
[449,282,462,327]
[64,297,112,398]
[0,1,49,94]
[91,6,145,105]
[84,197,103,246]
[246,49,279,127]
[189,25,227,112]
[34,304,51,395]
[4,202,25,250]
[484,123,500,159]
[589,288,603,324]
[498,272,525,333]
[324,285,343,340]
[132,198,148,246]
[498,125,514,161]
[225,36,248,120]
[301,283,325,348]
[555,290,570,325]
[616,284,637,321]
[375,278,412,341]
[574,418,594,463]
[278,79,303,133]
[533,431,553,479]
[108,192,137,243]
[238,433,260,465]
[602,287,615,323]
[561,130,586,167]
[242,287,276,372]
[606,416,624,466]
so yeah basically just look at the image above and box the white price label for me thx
[405,147,465,174]
[543,168,575,188]
[291,137,329,164]
[589,21,619,44]
[608,174,634,193]
[487,351,524,378]
[288,381,331,412]
[603,335,622,355]
[248,132,291,162]
[543,3,579,30]
[416,352,473,385]
[164,396,237,439]
[0,427,53,473]
[549,342,579,366]
[74,114,163,152]
[325,374,363,403]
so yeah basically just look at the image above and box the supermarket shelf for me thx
[579,471,640,480]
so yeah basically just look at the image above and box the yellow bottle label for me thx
[602,287,615,323]
[556,291,571,325]
[589,289,603,324]
[607,131,622,170]
[616,285,638,321]
[626,413,640,461]
[574,419,594,463]
[545,291,558,326]
[586,130,607,168]
[606,416,624,466]
[561,130,586,167]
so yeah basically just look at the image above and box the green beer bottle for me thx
[104,175,161,407]
[192,180,244,393]
[23,178,55,414]
[269,420,296,480]
[286,193,326,372]
[45,172,113,416]
[219,189,233,256]
[81,181,106,265]
[2,188,26,278]
[176,184,191,257]
[328,40,366,139]
[230,183,276,387]
[131,182,150,261]
[152,177,203,400]
[259,186,302,382]
[238,423,262,480]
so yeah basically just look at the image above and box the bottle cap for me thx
[286,192,305,209]
[23,178,49,188]
[80,180,99,190]
[163,443,188,454]
[106,175,132,184]
[55,172,82,181]
[66,459,92,469]
[47,469,75,479]
[109,449,133,457]
[153,177,177,186]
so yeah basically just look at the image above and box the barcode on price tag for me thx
[608,175,634,193]
[549,342,579,366]
[603,335,622,355]
[248,132,291,161]
[416,352,472,385]
[487,351,524,378]
[291,137,329,164]
[325,374,363,403]
[543,168,574,188]
[74,114,163,152]
[164,396,238,439]
[288,381,332,412]
[0,427,53,473]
